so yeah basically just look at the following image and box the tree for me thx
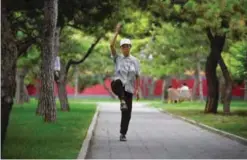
[145,22,208,101]
[226,40,247,100]
[1,3,19,148]
[36,0,58,122]
[15,45,40,104]
[5,0,122,113]
[52,0,127,111]
[148,0,247,113]
[15,67,30,104]
[8,0,122,112]
[54,4,155,108]
[61,34,101,111]
[1,0,42,147]
[50,26,103,111]
[118,10,154,99]
[1,0,139,148]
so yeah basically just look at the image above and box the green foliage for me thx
[144,0,247,81]
[17,45,41,84]
[141,22,208,77]
[150,0,247,37]
[8,0,121,35]
[120,10,153,38]
[10,0,247,87]
[223,40,247,80]
[59,27,114,87]
[76,74,104,92]
[17,46,40,68]
[59,27,93,61]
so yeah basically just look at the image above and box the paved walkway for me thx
[86,102,247,159]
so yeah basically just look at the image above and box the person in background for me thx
[110,23,141,141]
[167,85,180,103]
[180,83,189,92]
[179,83,192,101]
[54,56,61,83]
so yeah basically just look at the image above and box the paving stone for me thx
[85,102,247,159]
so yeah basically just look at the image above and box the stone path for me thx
[86,102,247,159]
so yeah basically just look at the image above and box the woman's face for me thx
[120,44,131,57]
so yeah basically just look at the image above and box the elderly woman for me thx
[179,83,192,101]
[110,23,141,141]
[167,85,180,103]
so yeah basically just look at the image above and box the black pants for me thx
[111,79,133,135]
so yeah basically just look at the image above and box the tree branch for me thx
[67,24,83,31]
[17,36,38,57]
[65,36,102,74]
[218,55,232,81]
[206,27,213,42]
[171,0,188,5]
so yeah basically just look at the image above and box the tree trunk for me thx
[57,63,70,111]
[36,100,45,115]
[204,30,226,114]
[218,56,232,114]
[244,80,247,101]
[192,65,199,101]
[1,6,18,148]
[74,66,79,97]
[193,53,204,102]
[142,76,148,99]
[57,80,70,111]
[148,77,156,99]
[205,54,219,113]
[35,80,40,100]
[164,77,172,101]
[219,76,225,104]
[37,0,58,121]
[138,85,143,99]
[63,36,101,103]
[197,61,204,102]
[53,27,70,111]
[15,67,29,104]
[15,70,21,103]
[23,83,30,102]
[161,78,166,102]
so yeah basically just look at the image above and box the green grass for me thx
[2,99,96,159]
[150,101,247,139]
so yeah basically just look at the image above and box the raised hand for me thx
[115,23,122,33]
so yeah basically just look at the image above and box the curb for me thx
[157,108,247,146]
[77,105,100,159]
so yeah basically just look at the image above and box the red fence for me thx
[27,78,245,97]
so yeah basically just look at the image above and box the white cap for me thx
[120,38,131,46]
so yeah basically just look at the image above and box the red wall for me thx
[27,78,245,97]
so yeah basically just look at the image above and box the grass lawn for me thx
[2,99,97,159]
[149,100,247,139]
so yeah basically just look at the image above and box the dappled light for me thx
[2,0,247,159]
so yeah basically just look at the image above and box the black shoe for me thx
[120,134,127,141]
[120,102,128,111]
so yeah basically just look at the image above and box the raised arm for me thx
[110,23,121,57]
